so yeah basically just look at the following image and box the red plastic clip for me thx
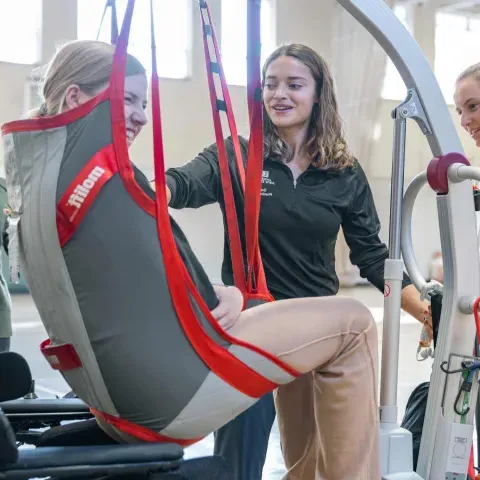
[40,338,82,371]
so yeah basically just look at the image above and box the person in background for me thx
[455,62,480,150]
[164,43,432,480]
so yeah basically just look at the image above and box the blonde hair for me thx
[457,62,480,86]
[28,39,145,118]
[262,43,354,172]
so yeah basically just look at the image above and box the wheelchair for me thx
[0,352,231,479]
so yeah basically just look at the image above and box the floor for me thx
[9,286,435,479]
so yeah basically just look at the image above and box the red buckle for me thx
[40,339,82,371]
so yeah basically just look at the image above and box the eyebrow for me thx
[265,75,308,82]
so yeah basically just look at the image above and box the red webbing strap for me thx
[97,0,119,45]
[109,0,155,217]
[110,0,119,45]
[56,144,117,247]
[149,1,280,397]
[199,0,271,301]
[244,0,267,296]
[198,2,246,189]
[90,407,204,447]
[109,0,279,399]
[198,2,247,295]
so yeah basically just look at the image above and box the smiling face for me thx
[262,55,318,135]
[64,73,148,147]
[454,76,480,146]
[123,73,149,146]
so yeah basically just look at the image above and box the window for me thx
[77,0,192,79]
[221,0,276,86]
[381,4,412,101]
[0,0,42,64]
[435,12,480,104]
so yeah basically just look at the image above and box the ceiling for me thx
[397,0,480,15]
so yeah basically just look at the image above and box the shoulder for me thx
[324,158,364,182]
[226,135,249,152]
[326,159,372,208]
[224,135,249,164]
[336,158,369,186]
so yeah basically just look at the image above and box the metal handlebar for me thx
[401,171,430,297]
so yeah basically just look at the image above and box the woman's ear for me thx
[64,84,83,110]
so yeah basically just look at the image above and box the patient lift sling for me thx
[1,0,300,446]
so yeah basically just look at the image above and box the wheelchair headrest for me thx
[0,352,32,402]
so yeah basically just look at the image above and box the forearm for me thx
[401,284,429,324]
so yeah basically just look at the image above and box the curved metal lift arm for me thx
[336,1,480,479]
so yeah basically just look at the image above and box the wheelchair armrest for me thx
[0,398,90,415]
[1,443,184,479]
[2,398,92,433]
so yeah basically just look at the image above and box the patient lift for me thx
[337,0,480,479]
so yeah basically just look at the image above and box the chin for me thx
[271,118,297,129]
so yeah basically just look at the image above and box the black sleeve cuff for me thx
[166,172,180,208]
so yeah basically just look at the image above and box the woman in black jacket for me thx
[165,43,431,480]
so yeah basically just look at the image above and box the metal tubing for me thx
[388,111,407,260]
[379,110,407,422]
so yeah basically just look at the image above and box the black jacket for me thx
[166,137,411,300]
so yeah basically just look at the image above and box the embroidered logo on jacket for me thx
[261,170,275,196]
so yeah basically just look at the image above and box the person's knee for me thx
[342,297,376,335]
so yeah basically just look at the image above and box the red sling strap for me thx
[245,0,267,294]
[198,2,247,295]
[97,0,119,45]
[198,0,272,303]
[109,0,299,397]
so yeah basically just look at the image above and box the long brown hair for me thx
[262,44,354,171]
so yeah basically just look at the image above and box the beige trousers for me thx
[228,295,380,480]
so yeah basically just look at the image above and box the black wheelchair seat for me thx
[0,352,231,479]
[37,418,118,447]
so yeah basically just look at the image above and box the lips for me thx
[271,105,293,115]
[126,129,137,141]
[470,127,480,138]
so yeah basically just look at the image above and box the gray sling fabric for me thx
[1,95,295,441]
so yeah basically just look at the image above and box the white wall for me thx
[0,0,476,283]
